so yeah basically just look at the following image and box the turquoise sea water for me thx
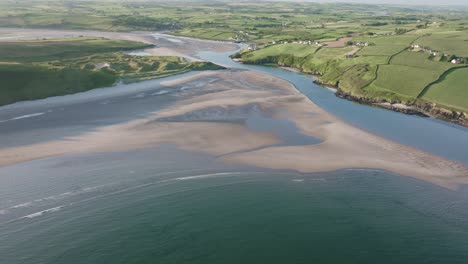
[1,148,468,264]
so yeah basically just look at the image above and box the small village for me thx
[409,44,466,64]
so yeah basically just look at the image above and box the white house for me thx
[247,44,258,51]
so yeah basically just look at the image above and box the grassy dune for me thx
[0,38,222,106]
[0,38,151,62]
[0,64,116,105]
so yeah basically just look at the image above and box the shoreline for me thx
[0,70,467,190]
[237,58,467,128]
[0,28,231,108]
[0,28,467,189]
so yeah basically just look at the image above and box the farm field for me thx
[241,44,319,61]
[0,38,152,62]
[241,29,467,113]
[0,0,466,122]
[422,67,468,112]
[0,38,221,106]
[2,0,465,43]
[355,35,418,57]
[365,50,455,98]
[368,65,439,98]
[415,32,468,58]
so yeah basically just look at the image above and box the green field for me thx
[242,31,467,108]
[243,44,319,61]
[0,63,116,106]
[0,38,222,106]
[3,0,465,44]
[368,65,440,98]
[0,0,466,117]
[356,35,417,57]
[422,67,468,112]
[0,38,152,62]
[415,32,468,58]
[364,50,454,98]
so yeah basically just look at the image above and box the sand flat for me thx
[0,70,467,189]
[0,29,466,189]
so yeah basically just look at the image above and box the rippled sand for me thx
[0,69,466,189]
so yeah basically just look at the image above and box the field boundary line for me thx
[363,34,428,90]
[387,34,427,64]
[416,65,468,99]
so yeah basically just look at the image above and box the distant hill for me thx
[266,0,468,7]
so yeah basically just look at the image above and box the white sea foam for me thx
[10,112,45,120]
[0,112,44,123]
[23,206,64,219]
[0,209,7,215]
[152,90,169,96]
[292,179,304,182]
[174,172,242,181]
[11,202,33,209]
[8,184,111,211]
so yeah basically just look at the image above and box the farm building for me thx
[247,44,258,51]
[94,62,110,69]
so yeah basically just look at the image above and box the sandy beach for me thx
[0,28,467,189]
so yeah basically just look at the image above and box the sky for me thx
[295,0,468,6]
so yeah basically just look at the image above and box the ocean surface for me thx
[1,147,468,264]
[0,34,468,263]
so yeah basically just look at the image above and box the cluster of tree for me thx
[363,22,388,26]
[394,28,409,35]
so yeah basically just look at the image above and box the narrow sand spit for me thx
[0,71,466,189]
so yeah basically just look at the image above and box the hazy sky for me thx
[288,0,468,6]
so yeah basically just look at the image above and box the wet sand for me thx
[0,69,466,189]
[0,28,467,189]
